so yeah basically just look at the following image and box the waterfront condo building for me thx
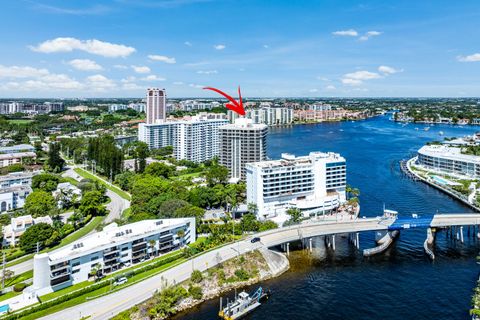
[138,114,228,162]
[246,152,347,221]
[228,107,294,126]
[146,88,166,124]
[417,145,480,178]
[219,118,268,181]
[32,218,195,295]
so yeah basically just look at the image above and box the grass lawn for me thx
[61,176,79,186]
[74,168,131,200]
[172,171,202,180]
[7,119,33,125]
[4,270,33,288]
[0,290,22,303]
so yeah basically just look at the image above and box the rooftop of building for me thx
[46,218,194,262]
[0,171,38,181]
[246,152,345,169]
[0,152,37,160]
[0,144,35,154]
[0,185,32,194]
[219,117,268,130]
[418,144,480,163]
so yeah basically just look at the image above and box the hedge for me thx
[12,283,27,293]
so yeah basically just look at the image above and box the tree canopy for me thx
[24,190,56,217]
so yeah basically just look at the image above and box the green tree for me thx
[204,164,229,186]
[240,213,259,232]
[145,162,174,178]
[77,190,107,217]
[114,171,136,191]
[19,223,55,252]
[174,205,204,226]
[134,142,149,173]
[47,143,65,172]
[24,190,56,217]
[286,207,302,223]
[32,173,60,192]
[158,199,190,218]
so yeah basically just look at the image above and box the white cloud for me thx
[342,70,381,86]
[131,65,151,74]
[0,65,84,91]
[189,83,205,89]
[196,70,218,74]
[457,53,480,62]
[0,65,49,78]
[308,89,319,93]
[344,70,381,81]
[148,54,176,64]
[378,65,402,74]
[68,59,103,71]
[141,75,166,81]
[30,37,136,58]
[184,41,192,47]
[214,44,226,50]
[113,64,128,69]
[121,76,136,83]
[342,78,363,86]
[173,81,184,85]
[359,30,382,41]
[86,74,116,91]
[332,29,358,37]
[325,85,336,91]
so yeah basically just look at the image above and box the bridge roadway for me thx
[39,214,480,320]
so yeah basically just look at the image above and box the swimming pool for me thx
[432,175,460,186]
[0,304,10,314]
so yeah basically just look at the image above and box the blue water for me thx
[176,115,480,320]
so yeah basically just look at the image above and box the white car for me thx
[113,277,128,286]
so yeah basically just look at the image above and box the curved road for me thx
[7,167,130,276]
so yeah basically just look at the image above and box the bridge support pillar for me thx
[286,243,290,256]
[332,235,336,251]
[355,232,360,249]
[309,238,313,253]
[460,226,464,243]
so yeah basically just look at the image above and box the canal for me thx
[175,115,480,320]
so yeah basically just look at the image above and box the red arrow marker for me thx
[203,86,245,116]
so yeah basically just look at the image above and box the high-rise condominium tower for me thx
[146,88,166,124]
[219,118,268,181]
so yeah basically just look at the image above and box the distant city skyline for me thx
[0,0,480,98]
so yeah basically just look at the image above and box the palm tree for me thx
[177,229,185,247]
[148,239,156,258]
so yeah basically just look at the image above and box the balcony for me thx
[50,261,69,272]
[50,274,71,286]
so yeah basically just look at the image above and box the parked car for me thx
[113,277,128,286]
[251,237,261,243]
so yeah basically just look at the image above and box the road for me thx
[40,217,391,320]
[7,167,130,275]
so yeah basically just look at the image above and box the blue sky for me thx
[0,0,480,98]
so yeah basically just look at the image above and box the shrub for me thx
[188,285,203,300]
[234,268,250,281]
[13,282,27,292]
[190,269,203,283]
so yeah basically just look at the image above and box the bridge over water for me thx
[257,213,480,259]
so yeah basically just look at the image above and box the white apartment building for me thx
[179,100,221,111]
[146,88,166,124]
[0,152,36,168]
[417,144,480,178]
[2,214,53,246]
[219,118,268,181]
[0,171,38,189]
[138,114,228,162]
[0,185,32,213]
[228,107,293,126]
[246,152,347,221]
[32,218,195,295]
